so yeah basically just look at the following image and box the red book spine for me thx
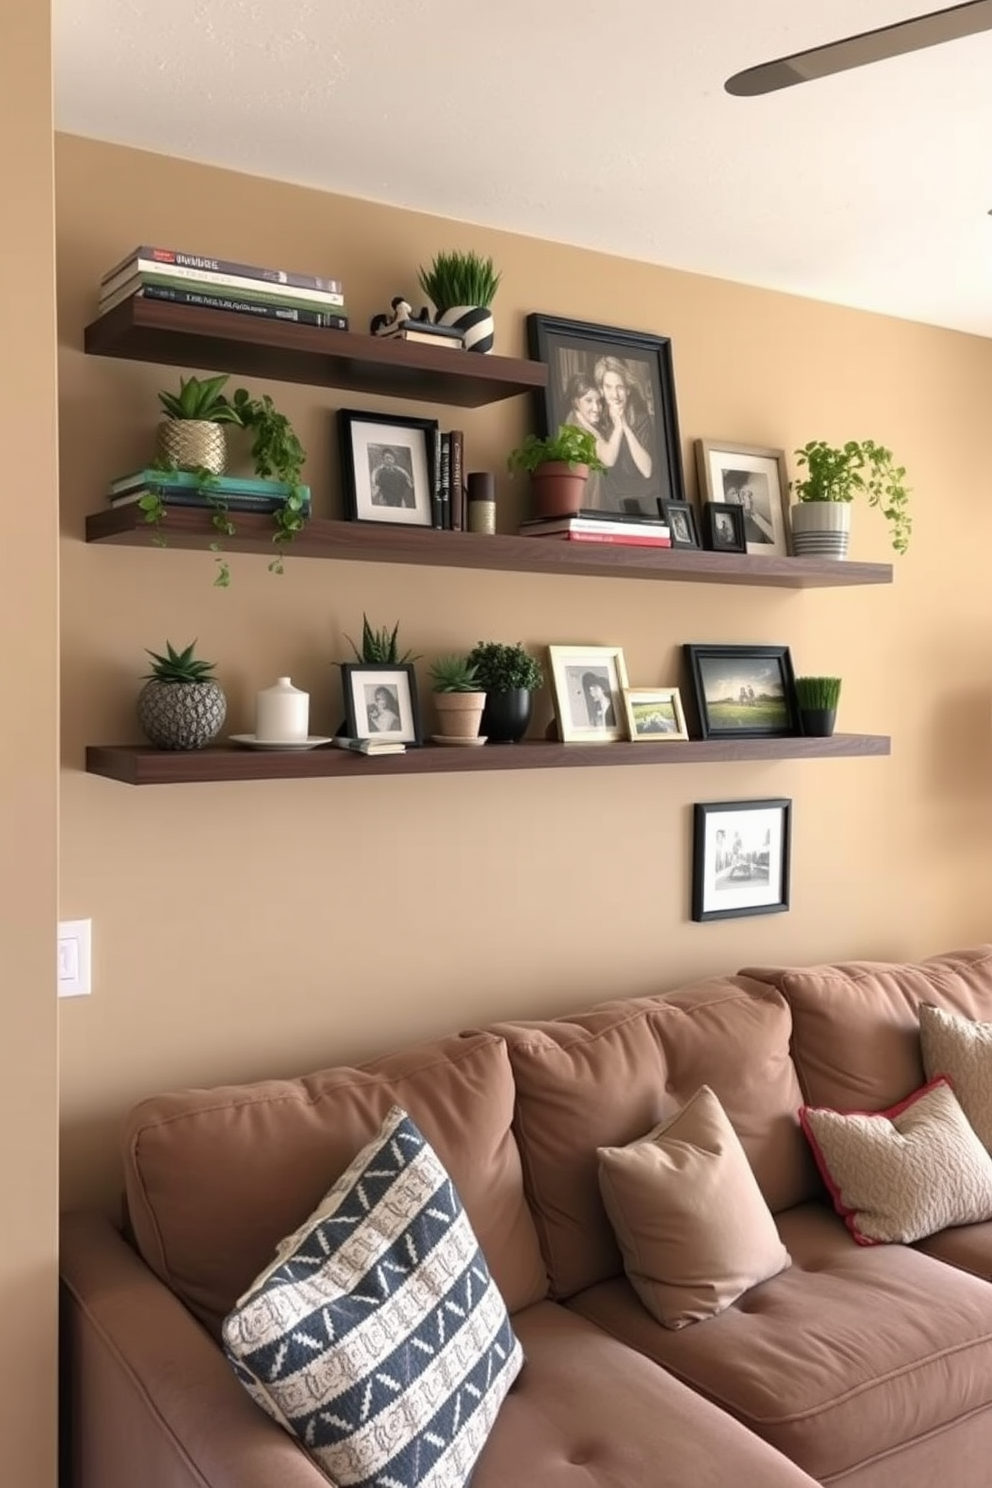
[542,531,672,548]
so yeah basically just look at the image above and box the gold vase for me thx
[156,419,228,475]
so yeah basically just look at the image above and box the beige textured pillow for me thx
[597,1084,791,1330]
[919,1002,992,1151]
[801,1076,992,1245]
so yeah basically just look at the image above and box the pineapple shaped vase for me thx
[137,641,227,750]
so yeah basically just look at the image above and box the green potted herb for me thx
[465,640,544,744]
[791,440,911,558]
[508,424,606,521]
[795,675,842,737]
[342,615,420,665]
[156,373,243,474]
[417,249,501,353]
[137,640,227,751]
[427,654,487,741]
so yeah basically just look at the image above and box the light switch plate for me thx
[58,919,91,997]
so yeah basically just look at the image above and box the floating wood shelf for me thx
[85,735,891,786]
[83,298,547,406]
[84,507,894,589]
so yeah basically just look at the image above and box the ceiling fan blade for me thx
[726,0,992,95]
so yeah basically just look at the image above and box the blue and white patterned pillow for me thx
[222,1105,523,1488]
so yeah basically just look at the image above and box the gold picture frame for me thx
[623,687,689,741]
[548,645,629,743]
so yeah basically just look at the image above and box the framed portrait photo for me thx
[702,501,746,554]
[338,409,438,527]
[661,499,700,550]
[623,688,689,742]
[692,798,792,922]
[340,663,423,745]
[683,644,800,740]
[526,314,685,521]
[695,439,791,557]
[548,645,629,743]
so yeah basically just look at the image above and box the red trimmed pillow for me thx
[800,1076,992,1245]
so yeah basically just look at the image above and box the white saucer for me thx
[431,734,488,747]
[229,734,333,751]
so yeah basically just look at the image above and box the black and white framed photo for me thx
[661,499,700,550]
[695,439,791,557]
[340,663,422,744]
[702,501,746,554]
[683,644,800,739]
[692,798,792,922]
[526,314,685,520]
[338,409,437,527]
[622,688,689,741]
[547,645,629,742]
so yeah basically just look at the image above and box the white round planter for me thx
[790,502,851,560]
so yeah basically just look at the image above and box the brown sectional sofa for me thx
[60,944,992,1488]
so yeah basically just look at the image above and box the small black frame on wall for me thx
[692,798,792,922]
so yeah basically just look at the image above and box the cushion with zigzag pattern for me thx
[221,1104,523,1488]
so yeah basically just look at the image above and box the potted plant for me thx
[466,640,544,744]
[148,373,308,585]
[795,675,842,737]
[427,654,487,742]
[137,640,227,751]
[508,424,606,521]
[417,249,501,353]
[791,440,911,559]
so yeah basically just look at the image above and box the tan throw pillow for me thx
[919,1002,992,1151]
[596,1084,791,1330]
[800,1076,992,1245]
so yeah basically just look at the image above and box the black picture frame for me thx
[526,313,685,520]
[338,409,438,527]
[692,798,792,922]
[341,663,423,745]
[683,644,800,739]
[702,501,747,553]
[662,499,700,550]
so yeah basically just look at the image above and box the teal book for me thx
[109,468,302,498]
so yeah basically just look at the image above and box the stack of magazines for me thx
[108,468,312,518]
[518,512,671,547]
[96,245,348,330]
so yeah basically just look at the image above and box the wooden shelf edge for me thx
[85,735,891,785]
[83,508,894,588]
[83,298,547,406]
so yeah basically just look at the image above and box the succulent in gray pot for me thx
[137,640,227,750]
[466,641,544,744]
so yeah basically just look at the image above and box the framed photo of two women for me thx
[527,314,685,520]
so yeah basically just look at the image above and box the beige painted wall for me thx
[57,134,992,1217]
[1,8,60,1487]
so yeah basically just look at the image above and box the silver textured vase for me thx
[156,419,228,475]
[137,680,227,750]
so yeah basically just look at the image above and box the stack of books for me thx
[108,468,313,516]
[382,320,464,349]
[432,430,466,531]
[334,737,407,757]
[96,245,348,330]
[519,513,672,547]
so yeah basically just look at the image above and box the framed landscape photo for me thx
[692,798,792,922]
[527,314,685,520]
[661,499,700,550]
[695,439,791,557]
[702,501,746,554]
[683,644,800,739]
[340,663,422,744]
[548,645,629,743]
[623,688,689,741]
[338,409,437,527]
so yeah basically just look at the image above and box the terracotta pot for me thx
[432,690,487,739]
[530,462,589,520]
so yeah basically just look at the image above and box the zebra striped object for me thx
[222,1105,522,1488]
[436,305,495,354]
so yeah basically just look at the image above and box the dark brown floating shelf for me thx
[83,298,547,406]
[86,735,891,786]
[85,507,893,589]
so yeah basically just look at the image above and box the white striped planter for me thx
[790,501,851,560]
[436,305,495,354]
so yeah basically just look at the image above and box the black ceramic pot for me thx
[800,707,837,737]
[480,688,533,744]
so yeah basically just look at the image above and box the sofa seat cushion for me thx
[469,1301,819,1488]
[917,1217,992,1278]
[123,1031,547,1336]
[598,1085,791,1328]
[494,975,816,1299]
[566,1200,992,1485]
[744,944,992,1113]
[223,1106,522,1488]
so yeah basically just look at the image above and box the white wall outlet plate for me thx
[58,918,91,997]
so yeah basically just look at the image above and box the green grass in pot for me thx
[417,250,501,312]
[795,676,842,711]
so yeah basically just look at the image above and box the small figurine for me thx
[370,296,413,336]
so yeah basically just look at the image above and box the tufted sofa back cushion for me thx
[493,976,815,1300]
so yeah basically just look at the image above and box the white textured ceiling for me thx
[54,0,992,337]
